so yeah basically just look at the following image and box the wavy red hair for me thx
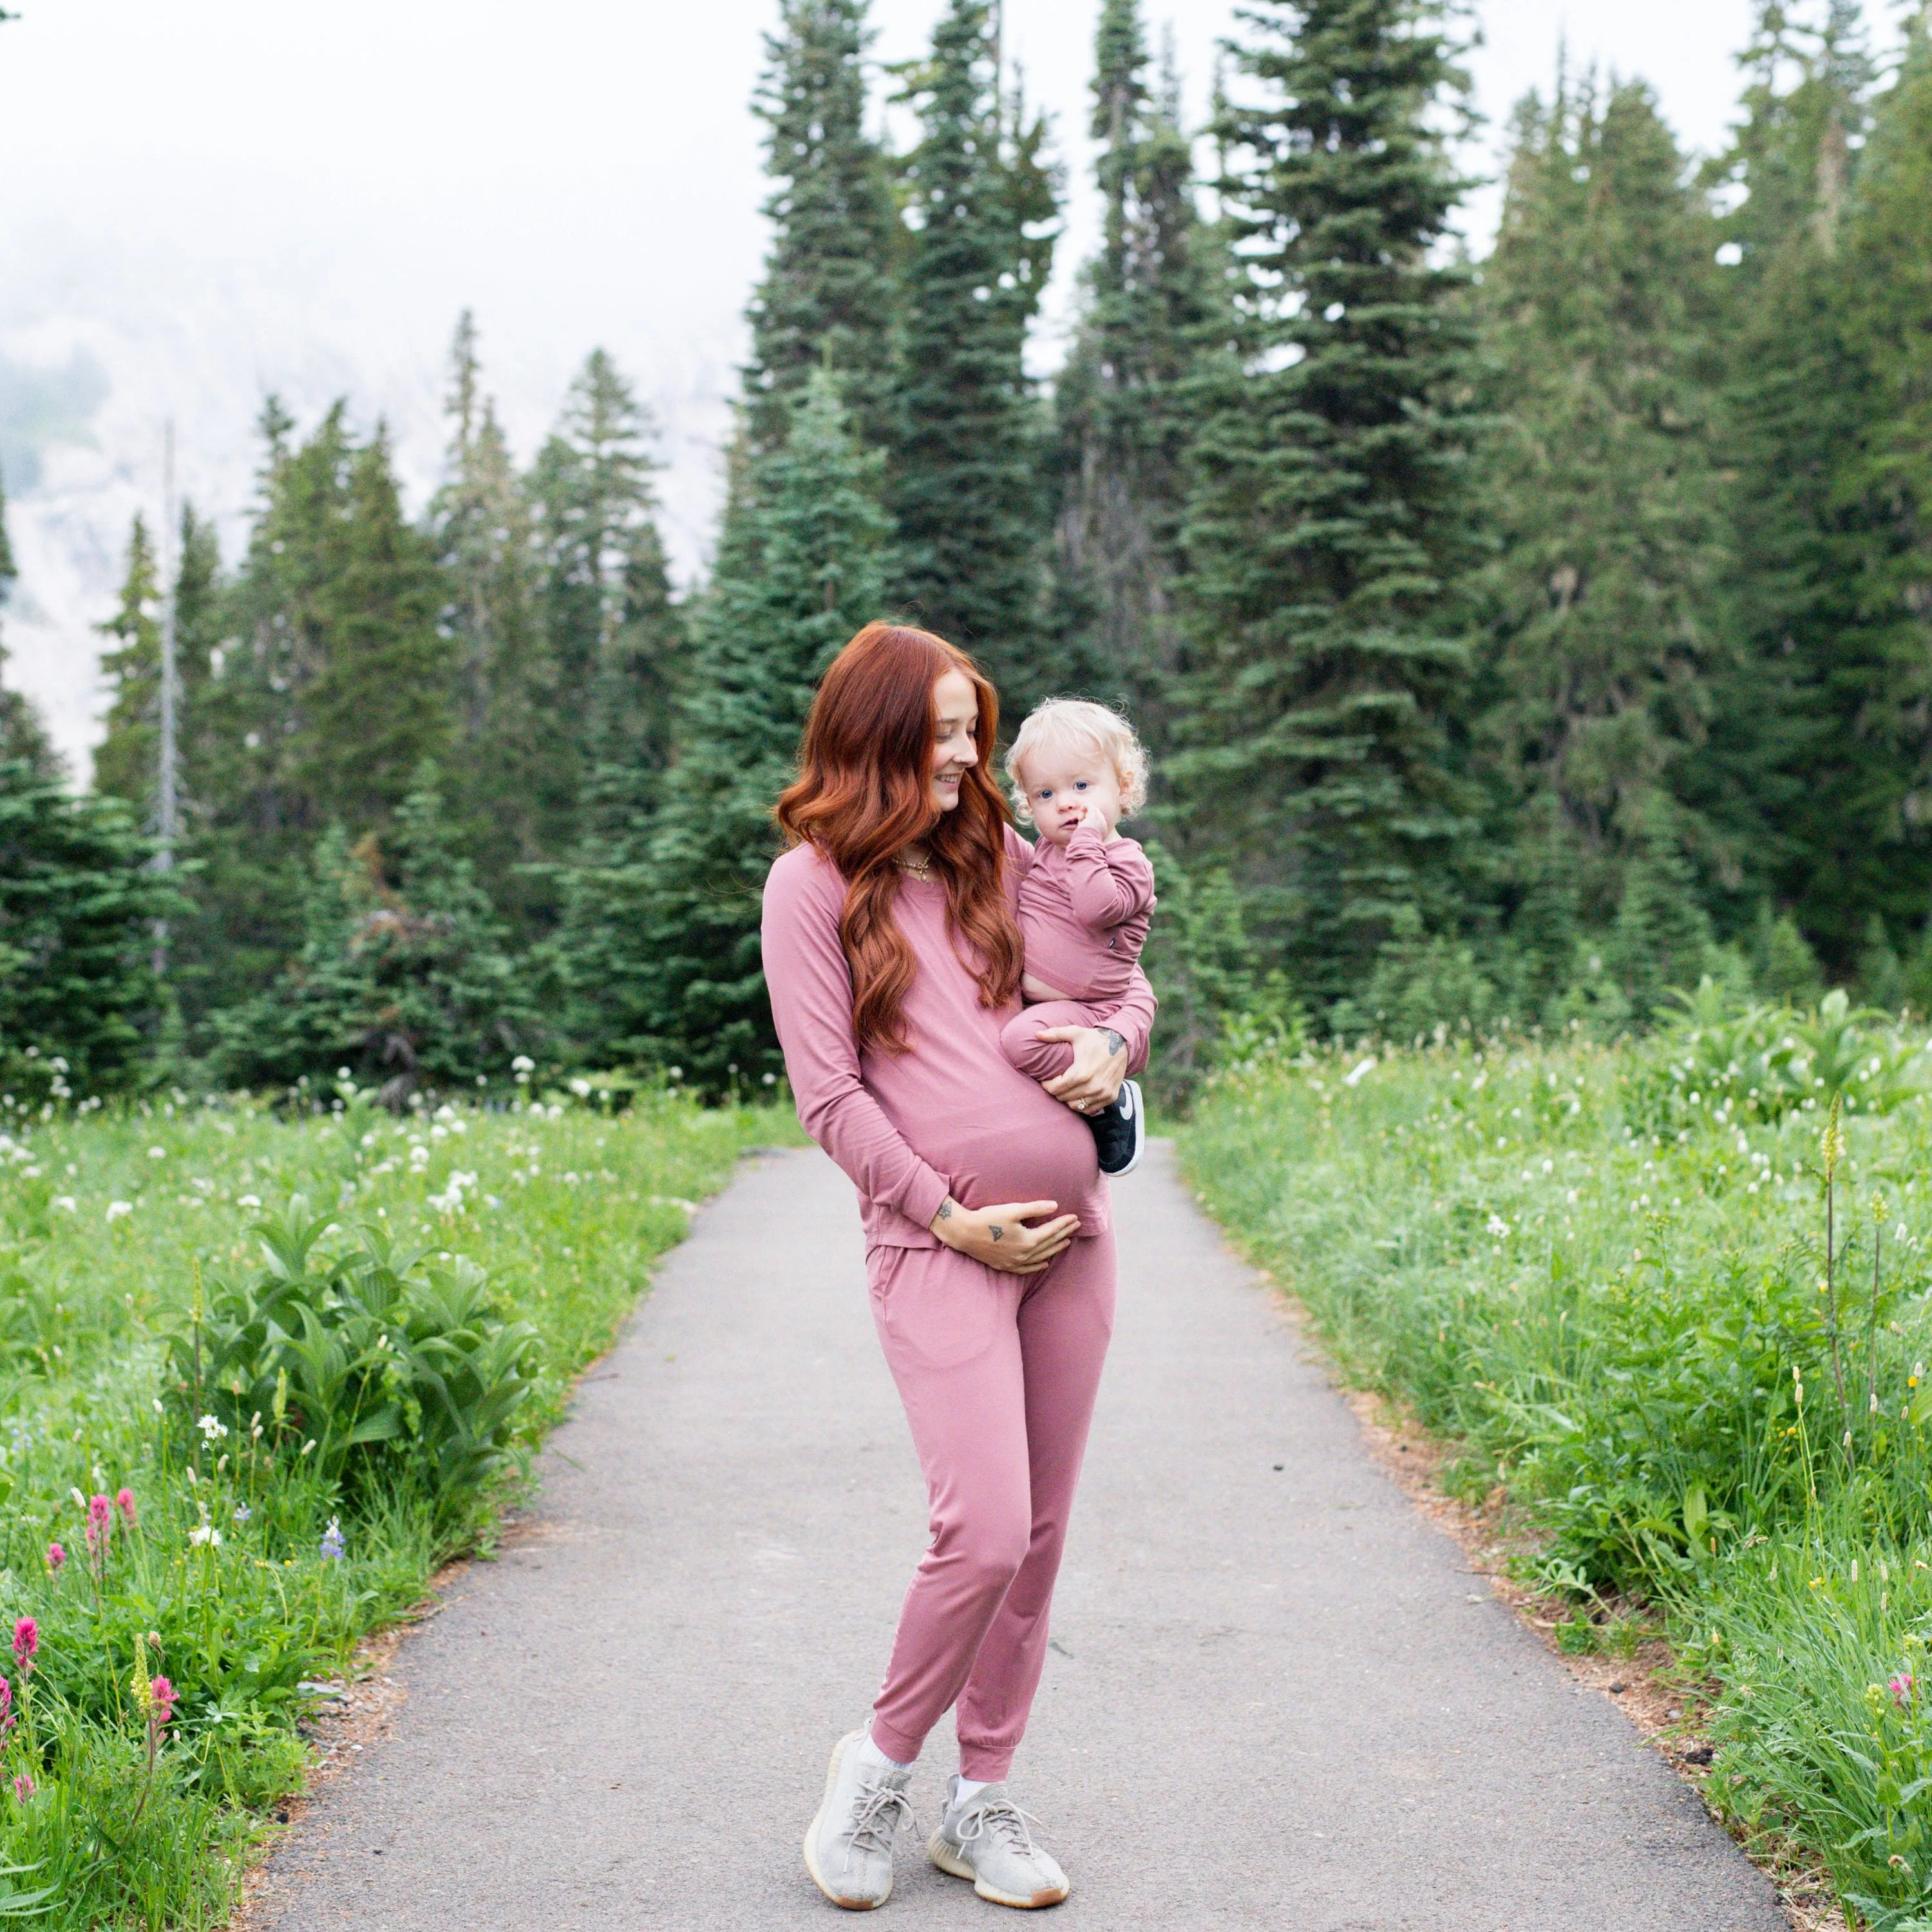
[776,621,1021,1054]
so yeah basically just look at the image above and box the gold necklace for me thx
[895,851,934,882]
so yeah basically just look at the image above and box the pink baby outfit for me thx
[762,826,1154,1778]
[1001,825,1157,1085]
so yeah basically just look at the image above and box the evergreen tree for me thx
[529,351,685,842]
[212,768,540,1096]
[562,370,891,1083]
[1700,1,1881,960]
[430,314,563,934]
[0,761,181,1090]
[93,514,162,813]
[1174,0,1478,1004]
[1050,5,1210,749]
[886,0,1061,700]
[744,0,901,453]
[194,402,455,1023]
[0,464,57,779]
[1472,75,1730,961]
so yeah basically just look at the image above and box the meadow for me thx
[0,1071,797,1927]
[1181,991,1932,1931]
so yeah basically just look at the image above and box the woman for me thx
[762,621,1154,1912]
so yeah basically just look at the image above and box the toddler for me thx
[1001,699,1156,1176]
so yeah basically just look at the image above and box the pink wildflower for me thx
[116,1486,137,1527]
[149,1676,178,1728]
[0,1676,14,1740]
[1893,1671,1915,1709]
[85,1492,111,1550]
[43,1542,63,1575]
[10,1773,31,1803]
[11,1618,35,1675]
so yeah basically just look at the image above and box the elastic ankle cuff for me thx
[866,1714,921,1767]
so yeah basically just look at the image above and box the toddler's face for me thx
[1017,744,1124,846]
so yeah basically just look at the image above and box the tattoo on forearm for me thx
[989,1224,1005,1242]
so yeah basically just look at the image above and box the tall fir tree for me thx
[1174,0,1478,1003]
[1470,75,1731,974]
[744,0,902,454]
[561,370,891,1083]
[1699,0,1880,961]
[1049,5,1210,751]
[886,0,1062,701]
[192,402,454,1023]
[0,462,57,778]
[529,350,685,847]
[430,314,564,936]
[93,514,162,813]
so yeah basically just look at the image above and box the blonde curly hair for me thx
[1005,698,1150,823]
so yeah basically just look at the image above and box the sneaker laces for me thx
[955,1795,1044,1859]
[843,1781,914,1861]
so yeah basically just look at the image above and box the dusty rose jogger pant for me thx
[864,1227,1117,1780]
[998,999,1114,1084]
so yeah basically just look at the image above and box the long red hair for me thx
[776,621,1022,1054]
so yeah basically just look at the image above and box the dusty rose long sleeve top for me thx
[761,825,1156,1249]
[1017,828,1156,1004]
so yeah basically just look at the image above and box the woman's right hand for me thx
[929,1196,1081,1275]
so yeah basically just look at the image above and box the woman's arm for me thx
[761,851,952,1230]
[1037,964,1157,1113]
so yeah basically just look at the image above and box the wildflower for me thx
[117,1486,137,1526]
[1486,1214,1510,1239]
[1893,1671,1915,1709]
[50,1195,75,1213]
[234,1503,251,1524]
[146,1145,166,1160]
[197,1414,227,1442]
[11,1773,32,1803]
[104,1200,133,1222]
[85,1492,112,1556]
[189,1524,222,1548]
[12,1618,36,1674]
[0,1680,11,1741]
[149,1676,178,1728]
[319,1517,345,1562]
[44,1542,64,1575]
[237,1194,260,1208]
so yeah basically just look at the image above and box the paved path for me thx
[251,1144,1784,1931]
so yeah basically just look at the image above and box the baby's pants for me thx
[864,1228,1117,1780]
[998,998,1115,1084]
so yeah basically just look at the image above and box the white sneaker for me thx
[929,1776,1070,1909]
[804,1730,914,1911]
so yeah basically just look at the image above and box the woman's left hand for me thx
[1038,1026,1129,1115]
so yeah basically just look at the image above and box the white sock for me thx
[857,1727,909,1772]
[953,1776,994,1806]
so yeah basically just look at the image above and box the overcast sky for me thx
[0,0,1788,772]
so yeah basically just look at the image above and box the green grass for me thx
[1180,1016,1932,1930]
[0,1081,801,1928]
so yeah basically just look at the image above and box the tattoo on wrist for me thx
[936,1200,953,1220]
[1103,1028,1126,1059]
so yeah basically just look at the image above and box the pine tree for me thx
[529,351,685,841]
[212,766,540,1096]
[430,314,563,934]
[0,462,57,779]
[0,761,181,1090]
[886,0,1061,700]
[93,514,163,813]
[562,370,891,1084]
[1174,0,1477,1003]
[1472,75,1730,958]
[1699,1,1880,960]
[744,0,901,453]
[1050,4,1209,750]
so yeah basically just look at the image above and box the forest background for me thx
[3,0,1931,1108]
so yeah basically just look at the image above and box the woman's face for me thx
[929,668,980,813]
